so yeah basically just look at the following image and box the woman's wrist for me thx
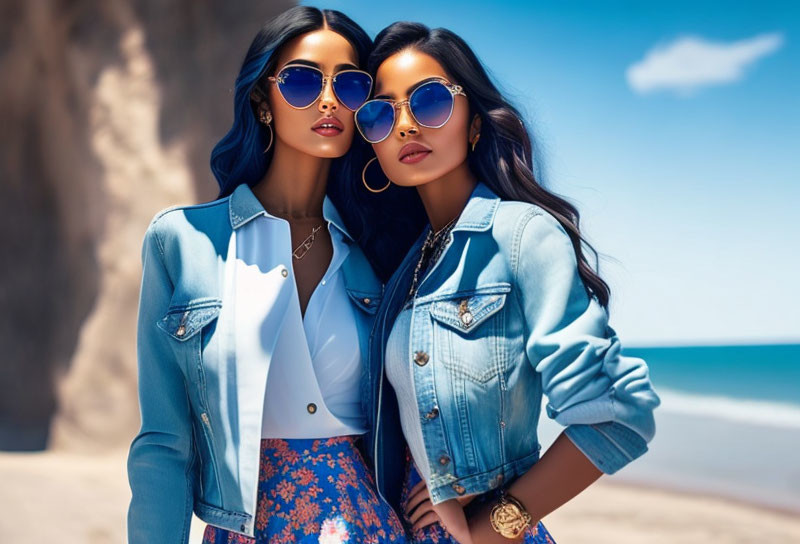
[492,488,539,540]
[465,491,529,543]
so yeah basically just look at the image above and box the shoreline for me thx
[2,448,800,543]
[604,476,800,519]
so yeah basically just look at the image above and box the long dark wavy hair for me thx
[210,6,424,280]
[368,22,611,307]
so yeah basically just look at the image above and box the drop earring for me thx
[470,132,481,152]
[259,109,273,153]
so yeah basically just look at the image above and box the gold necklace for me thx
[407,216,458,299]
[293,224,323,259]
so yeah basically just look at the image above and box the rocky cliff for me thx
[0,0,293,452]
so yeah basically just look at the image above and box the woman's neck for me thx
[252,139,331,219]
[416,162,477,232]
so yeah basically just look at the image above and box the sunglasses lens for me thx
[355,101,395,143]
[276,66,322,108]
[410,81,455,128]
[333,71,372,110]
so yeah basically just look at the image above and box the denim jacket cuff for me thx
[563,421,649,474]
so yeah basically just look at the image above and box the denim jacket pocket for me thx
[345,287,382,315]
[156,298,223,341]
[429,283,511,334]
[157,297,224,504]
[429,283,511,383]
[155,298,222,400]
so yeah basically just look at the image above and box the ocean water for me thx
[537,343,800,513]
[626,343,800,412]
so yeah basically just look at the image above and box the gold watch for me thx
[489,489,535,539]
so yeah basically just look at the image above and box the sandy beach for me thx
[1,448,798,544]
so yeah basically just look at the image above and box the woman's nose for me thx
[395,103,418,138]
[318,77,339,112]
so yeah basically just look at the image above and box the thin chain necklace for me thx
[407,216,458,299]
[293,224,323,259]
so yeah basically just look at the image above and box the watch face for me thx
[490,501,528,538]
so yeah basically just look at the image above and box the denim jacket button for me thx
[425,407,439,419]
[307,403,317,414]
[439,454,450,465]
[414,351,430,366]
[452,483,466,495]
[176,325,186,337]
[281,267,288,278]
[363,297,371,305]
[460,311,474,327]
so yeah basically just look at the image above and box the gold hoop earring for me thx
[362,157,390,193]
[262,124,273,154]
[259,110,273,154]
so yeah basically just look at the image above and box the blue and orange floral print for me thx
[202,436,407,544]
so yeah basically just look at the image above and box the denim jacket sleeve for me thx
[513,208,661,474]
[127,217,195,543]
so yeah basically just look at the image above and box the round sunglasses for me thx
[266,64,373,112]
[354,79,467,144]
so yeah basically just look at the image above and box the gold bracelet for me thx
[489,488,536,539]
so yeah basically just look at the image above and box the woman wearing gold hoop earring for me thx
[126,7,411,544]
[258,108,274,153]
[354,21,660,544]
[362,156,391,193]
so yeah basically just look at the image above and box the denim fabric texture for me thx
[127,183,384,543]
[362,181,661,509]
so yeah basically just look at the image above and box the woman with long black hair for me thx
[355,22,661,543]
[126,7,411,543]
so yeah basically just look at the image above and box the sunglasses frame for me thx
[266,63,374,112]
[354,79,467,144]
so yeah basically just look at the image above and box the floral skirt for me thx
[398,448,556,543]
[202,435,407,544]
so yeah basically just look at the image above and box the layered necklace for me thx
[407,215,459,300]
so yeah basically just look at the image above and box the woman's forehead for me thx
[276,29,357,71]
[374,50,449,97]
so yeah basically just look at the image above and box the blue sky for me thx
[302,0,799,345]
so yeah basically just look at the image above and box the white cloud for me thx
[626,32,784,96]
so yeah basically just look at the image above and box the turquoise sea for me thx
[537,343,800,513]
[626,343,800,409]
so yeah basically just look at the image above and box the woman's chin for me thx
[305,145,351,159]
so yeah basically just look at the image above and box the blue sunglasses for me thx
[354,79,466,143]
[267,64,373,111]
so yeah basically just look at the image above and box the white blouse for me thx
[233,200,367,439]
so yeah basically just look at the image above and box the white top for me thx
[233,201,367,439]
[385,303,433,483]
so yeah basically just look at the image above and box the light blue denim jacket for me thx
[362,181,661,509]
[126,183,383,543]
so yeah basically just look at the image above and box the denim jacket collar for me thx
[449,181,501,234]
[228,182,355,243]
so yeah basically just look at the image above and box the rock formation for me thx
[0,0,293,452]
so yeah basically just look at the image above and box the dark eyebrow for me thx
[280,59,359,72]
[374,76,445,100]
